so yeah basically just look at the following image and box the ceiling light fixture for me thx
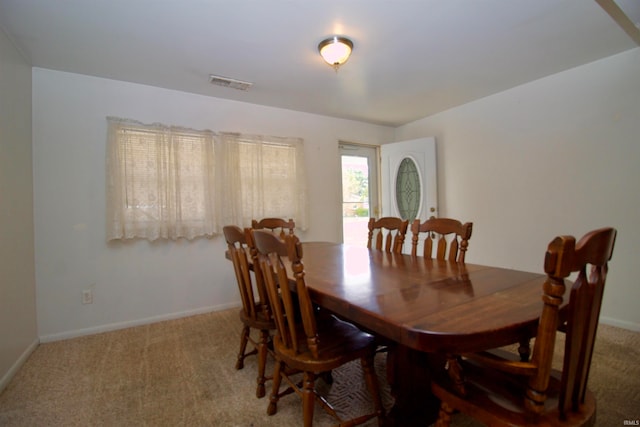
[318,36,353,71]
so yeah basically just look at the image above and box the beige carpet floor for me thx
[0,308,638,426]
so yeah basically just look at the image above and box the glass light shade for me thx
[318,37,353,70]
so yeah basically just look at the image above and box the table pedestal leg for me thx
[384,343,444,426]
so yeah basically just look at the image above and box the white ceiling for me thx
[0,0,637,126]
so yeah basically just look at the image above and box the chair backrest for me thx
[410,217,473,262]
[367,217,409,253]
[251,217,296,239]
[526,227,616,416]
[223,225,271,322]
[252,230,320,359]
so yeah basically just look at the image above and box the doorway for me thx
[339,143,379,246]
[340,137,437,250]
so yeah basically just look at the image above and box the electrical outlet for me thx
[82,289,93,304]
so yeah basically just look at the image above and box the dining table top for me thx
[295,241,553,354]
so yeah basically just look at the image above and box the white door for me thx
[381,137,438,252]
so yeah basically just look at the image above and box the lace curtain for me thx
[106,118,218,240]
[106,118,308,241]
[216,133,309,231]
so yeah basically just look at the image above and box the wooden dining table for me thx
[289,241,554,426]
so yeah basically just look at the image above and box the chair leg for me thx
[518,336,531,361]
[361,355,385,425]
[446,354,466,396]
[256,329,270,398]
[435,402,454,427]
[319,370,333,385]
[236,325,250,370]
[267,361,284,416]
[302,371,317,427]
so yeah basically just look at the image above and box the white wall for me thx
[0,29,38,388]
[32,69,395,340]
[395,48,640,331]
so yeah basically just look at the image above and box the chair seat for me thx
[239,308,275,331]
[431,356,597,427]
[274,314,377,373]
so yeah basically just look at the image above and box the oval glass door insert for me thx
[395,157,421,221]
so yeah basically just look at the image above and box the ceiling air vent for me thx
[208,74,253,91]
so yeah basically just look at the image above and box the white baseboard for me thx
[0,337,39,393]
[600,315,640,332]
[32,305,640,345]
[39,302,241,343]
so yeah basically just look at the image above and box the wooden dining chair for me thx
[410,217,472,262]
[251,217,296,239]
[367,216,409,253]
[410,216,474,375]
[430,227,617,427]
[252,229,385,427]
[223,225,276,398]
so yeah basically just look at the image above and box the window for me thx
[217,133,308,231]
[107,119,217,240]
[106,118,308,241]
